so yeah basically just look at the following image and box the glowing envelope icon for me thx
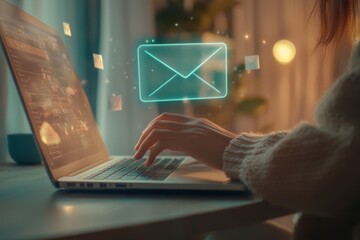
[137,43,228,102]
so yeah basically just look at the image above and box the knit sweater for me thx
[223,43,360,240]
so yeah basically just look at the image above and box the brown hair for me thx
[316,0,359,46]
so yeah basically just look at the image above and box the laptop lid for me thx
[0,0,109,182]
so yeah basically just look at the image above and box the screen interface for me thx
[0,1,108,179]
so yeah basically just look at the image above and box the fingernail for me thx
[133,152,139,160]
[145,160,153,167]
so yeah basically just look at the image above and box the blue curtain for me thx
[96,0,158,155]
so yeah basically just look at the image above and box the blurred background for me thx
[0,0,353,162]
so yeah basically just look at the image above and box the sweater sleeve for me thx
[223,122,360,217]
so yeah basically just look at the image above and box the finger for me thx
[136,113,198,151]
[135,113,188,151]
[134,120,186,151]
[144,143,165,166]
[134,129,174,160]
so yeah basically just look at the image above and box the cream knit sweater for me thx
[223,44,360,240]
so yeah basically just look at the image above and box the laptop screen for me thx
[0,1,109,180]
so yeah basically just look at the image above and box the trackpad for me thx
[170,159,229,183]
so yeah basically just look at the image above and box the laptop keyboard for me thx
[84,157,184,181]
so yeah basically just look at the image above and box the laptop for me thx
[0,0,245,192]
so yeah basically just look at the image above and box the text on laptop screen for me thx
[0,1,109,179]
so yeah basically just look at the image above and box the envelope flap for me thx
[140,43,225,78]
[245,55,259,63]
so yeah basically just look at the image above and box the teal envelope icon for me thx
[137,42,228,102]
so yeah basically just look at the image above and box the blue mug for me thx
[7,134,42,165]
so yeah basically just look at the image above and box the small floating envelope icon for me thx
[63,22,72,37]
[245,55,260,71]
[93,53,104,70]
[137,43,228,102]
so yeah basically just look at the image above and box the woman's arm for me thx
[224,122,360,217]
[133,113,359,216]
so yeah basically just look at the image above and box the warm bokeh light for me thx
[63,205,75,214]
[272,40,296,64]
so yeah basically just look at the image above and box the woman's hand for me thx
[133,113,236,170]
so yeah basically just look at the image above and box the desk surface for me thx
[0,162,292,240]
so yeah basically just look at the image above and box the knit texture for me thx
[223,43,360,239]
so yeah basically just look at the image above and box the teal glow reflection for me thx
[137,42,228,103]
